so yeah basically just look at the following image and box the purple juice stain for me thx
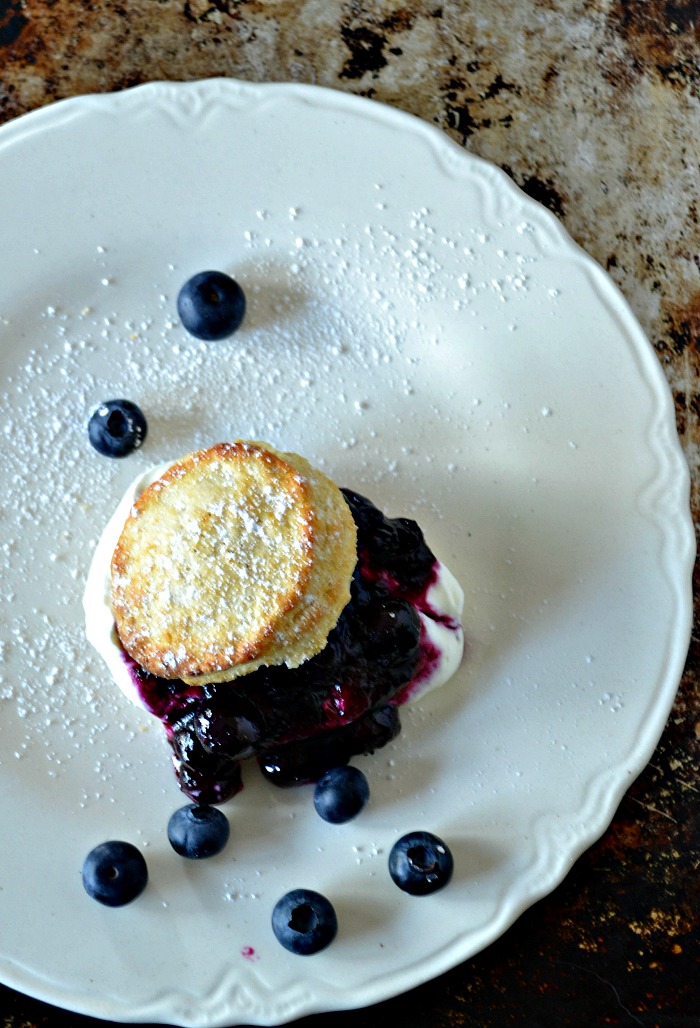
[118,489,461,805]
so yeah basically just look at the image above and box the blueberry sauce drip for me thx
[122,490,447,805]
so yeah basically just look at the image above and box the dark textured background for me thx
[1,2,699,1026]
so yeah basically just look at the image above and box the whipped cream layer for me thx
[84,464,464,711]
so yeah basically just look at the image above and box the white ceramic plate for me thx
[0,80,693,1027]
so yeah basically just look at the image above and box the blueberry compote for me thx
[122,490,450,805]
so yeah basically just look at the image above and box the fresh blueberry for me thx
[167,803,230,859]
[314,765,369,824]
[88,399,147,458]
[271,888,338,955]
[388,830,454,896]
[177,270,246,340]
[82,840,148,906]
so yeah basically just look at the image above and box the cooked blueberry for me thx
[359,597,421,670]
[195,702,262,762]
[271,888,338,954]
[340,488,436,590]
[391,517,425,553]
[171,749,243,806]
[314,765,369,824]
[167,803,230,858]
[88,399,147,458]
[340,489,385,549]
[82,840,148,906]
[177,270,246,340]
[350,704,401,753]
[259,731,352,788]
[388,830,454,895]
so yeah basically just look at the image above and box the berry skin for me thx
[88,399,147,458]
[82,840,148,907]
[271,888,338,955]
[177,270,246,341]
[388,831,454,896]
[313,765,369,824]
[167,803,230,859]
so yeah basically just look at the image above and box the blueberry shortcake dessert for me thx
[85,441,464,804]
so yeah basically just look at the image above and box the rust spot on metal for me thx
[518,174,566,218]
[0,0,27,47]
[339,24,391,80]
[499,165,567,218]
[339,8,416,81]
[441,68,520,143]
[606,0,700,89]
[661,288,700,355]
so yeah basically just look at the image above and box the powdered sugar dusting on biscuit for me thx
[110,441,356,682]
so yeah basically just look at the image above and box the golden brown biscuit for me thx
[110,441,357,683]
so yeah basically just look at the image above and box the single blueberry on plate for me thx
[177,270,246,340]
[82,840,148,906]
[167,803,230,859]
[271,888,338,955]
[313,765,370,824]
[88,399,147,458]
[388,830,454,896]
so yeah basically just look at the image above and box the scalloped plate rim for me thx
[0,78,694,1027]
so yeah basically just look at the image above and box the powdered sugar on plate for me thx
[0,211,461,783]
[0,189,581,799]
[0,79,692,1028]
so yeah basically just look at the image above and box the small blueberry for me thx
[177,270,246,341]
[388,830,454,896]
[82,840,148,907]
[271,888,338,955]
[88,399,147,458]
[167,803,230,859]
[313,765,369,824]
